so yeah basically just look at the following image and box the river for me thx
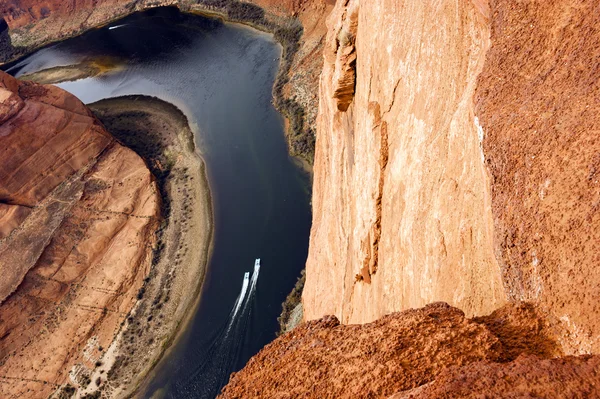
[4,7,311,398]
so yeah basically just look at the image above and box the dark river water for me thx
[4,7,311,398]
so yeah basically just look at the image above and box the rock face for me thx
[390,354,600,399]
[304,0,600,351]
[304,0,505,324]
[474,0,600,355]
[219,302,588,399]
[0,71,160,398]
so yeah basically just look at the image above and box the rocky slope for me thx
[390,354,600,399]
[219,302,598,399]
[0,71,160,398]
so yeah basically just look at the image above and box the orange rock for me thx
[0,71,159,398]
[220,302,574,399]
[0,203,30,239]
[390,355,600,399]
[475,0,600,355]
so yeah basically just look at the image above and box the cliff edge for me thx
[220,302,600,399]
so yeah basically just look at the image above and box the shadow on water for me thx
[3,7,311,398]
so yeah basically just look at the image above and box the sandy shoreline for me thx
[19,58,123,84]
[76,95,214,398]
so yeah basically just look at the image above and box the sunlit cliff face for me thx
[303,0,505,325]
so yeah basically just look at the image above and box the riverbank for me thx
[72,95,214,398]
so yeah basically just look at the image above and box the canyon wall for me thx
[474,0,600,355]
[304,0,600,355]
[0,71,160,398]
[304,0,506,324]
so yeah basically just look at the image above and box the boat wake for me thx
[169,259,261,398]
[229,272,249,326]
[108,24,128,30]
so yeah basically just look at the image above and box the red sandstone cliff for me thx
[303,0,600,351]
[0,71,160,398]
[304,0,505,324]
[221,0,600,396]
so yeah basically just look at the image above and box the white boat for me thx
[249,259,260,292]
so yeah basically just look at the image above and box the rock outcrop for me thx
[219,302,598,399]
[0,71,160,398]
[390,354,600,399]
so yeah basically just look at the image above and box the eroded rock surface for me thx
[390,354,600,399]
[475,0,600,355]
[0,71,160,398]
[219,302,580,399]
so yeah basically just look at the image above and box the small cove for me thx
[4,7,311,398]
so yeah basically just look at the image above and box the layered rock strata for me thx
[0,71,160,398]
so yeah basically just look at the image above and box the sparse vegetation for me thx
[81,391,101,399]
[0,23,18,63]
[89,96,213,395]
[80,374,92,387]
[277,269,306,335]
[57,384,76,399]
